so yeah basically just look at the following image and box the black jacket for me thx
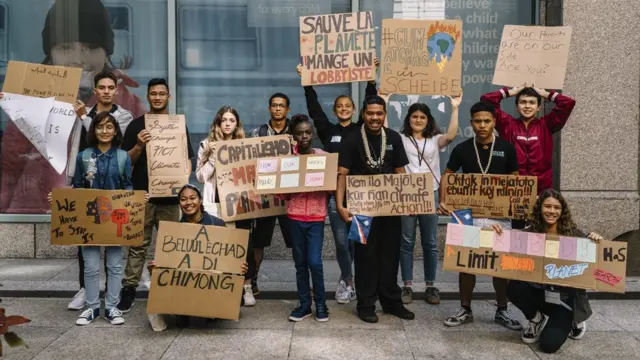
[304,82,377,153]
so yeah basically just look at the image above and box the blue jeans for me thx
[289,220,326,307]
[400,191,439,284]
[81,246,124,310]
[328,195,353,282]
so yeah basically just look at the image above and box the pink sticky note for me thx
[510,230,528,255]
[445,223,464,246]
[527,233,546,257]
[305,172,325,187]
[559,236,578,261]
[493,229,511,252]
[258,159,278,173]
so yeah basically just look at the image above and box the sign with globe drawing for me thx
[380,19,463,96]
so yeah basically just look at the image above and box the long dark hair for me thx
[86,112,123,147]
[529,189,577,236]
[401,103,441,138]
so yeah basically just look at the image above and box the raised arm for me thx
[537,88,576,133]
[438,93,462,148]
[480,87,519,133]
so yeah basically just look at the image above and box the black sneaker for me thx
[444,307,474,327]
[569,321,586,340]
[385,306,415,320]
[315,304,329,322]
[495,307,523,331]
[425,287,440,305]
[251,278,260,296]
[117,285,136,313]
[522,313,549,344]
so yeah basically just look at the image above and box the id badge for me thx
[331,135,342,143]
[544,290,562,305]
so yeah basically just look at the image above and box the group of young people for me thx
[13,51,600,353]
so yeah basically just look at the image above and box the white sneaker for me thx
[68,288,86,310]
[148,314,168,332]
[243,284,256,307]
[335,280,350,304]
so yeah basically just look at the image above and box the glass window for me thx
[359,0,535,168]
[0,0,168,214]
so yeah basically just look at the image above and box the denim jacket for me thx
[72,146,133,190]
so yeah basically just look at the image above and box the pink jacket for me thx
[286,148,329,222]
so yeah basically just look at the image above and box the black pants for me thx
[236,220,256,280]
[78,247,108,291]
[252,215,293,248]
[354,216,403,312]
[507,280,573,354]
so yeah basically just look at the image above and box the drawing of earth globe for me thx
[94,196,113,224]
[427,32,456,63]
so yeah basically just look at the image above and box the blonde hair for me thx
[201,106,245,164]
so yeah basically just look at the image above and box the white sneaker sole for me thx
[521,316,549,344]
[288,313,312,322]
[315,317,329,322]
[119,301,135,314]
[68,303,85,311]
[107,318,125,325]
[243,301,256,307]
[336,297,350,304]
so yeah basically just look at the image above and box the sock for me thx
[462,305,472,312]
[531,311,542,323]
[497,305,508,312]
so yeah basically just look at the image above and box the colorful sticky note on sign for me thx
[493,229,511,252]
[545,240,560,259]
[306,156,326,170]
[510,231,528,255]
[462,225,481,248]
[258,159,278,173]
[559,236,578,261]
[281,157,300,172]
[527,233,546,257]
[445,223,464,246]
[479,230,494,248]
[305,172,325,187]
[280,173,299,188]
[576,238,597,263]
[256,175,276,189]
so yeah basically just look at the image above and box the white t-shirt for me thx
[401,133,444,191]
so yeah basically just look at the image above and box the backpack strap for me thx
[81,148,93,175]
[116,149,128,178]
[258,124,269,137]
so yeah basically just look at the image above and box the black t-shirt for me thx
[122,115,195,205]
[446,137,518,174]
[338,127,409,175]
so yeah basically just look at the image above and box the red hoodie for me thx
[0,70,146,213]
[480,87,576,193]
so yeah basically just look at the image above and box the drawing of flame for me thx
[427,22,461,42]
[433,54,449,73]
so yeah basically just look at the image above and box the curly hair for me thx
[529,189,577,236]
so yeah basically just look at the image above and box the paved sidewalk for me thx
[1,297,639,359]
[1,259,639,299]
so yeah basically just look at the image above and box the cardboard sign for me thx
[443,173,537,220]
[299,11,376,86]
[2,61,82,104]
[255,153,338,194]
[346,174,435,216]
[50,188,145,246]
[380,19,462,96]
[147,221,249,320]
[443,223,627,293]
[493,25,573,90]
[145,114,190,197]
[214,136,291,221]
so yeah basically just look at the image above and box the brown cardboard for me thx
[254,153,338,194]
[493,25,573,90]
[145,114,190,197]
[146,269,244,321]
[380,19,463,96]
[346,174,435,216]
[153,221,249,273]
[214,136,291,221]
[2,61,82,104]
[594,241,627,293]
[443,173,537,219]
[299,11,376,86]
[50,188,145,246]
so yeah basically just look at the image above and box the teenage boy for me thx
[336,95,415,324]
[438,101,522,330]
[248,93,295,296]
[66,71,134,311]
[117,78,195,312]
[480,86,575,193]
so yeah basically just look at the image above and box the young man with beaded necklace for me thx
[336,95,415,324]
[438,101,523,330]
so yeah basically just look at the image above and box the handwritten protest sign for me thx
[255,153,338,194]
[299,11,376,86]
[380,19,462,95]
[214,136,291,221]
[2,61,82,103]
[347,174,435,216]
[493,25,573,90]
[1,61,83,174]
[443,173,537,220]
[145,114,190,197]
[147,221,249,320]
[443,223,627,293]
[50,188,145,246]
